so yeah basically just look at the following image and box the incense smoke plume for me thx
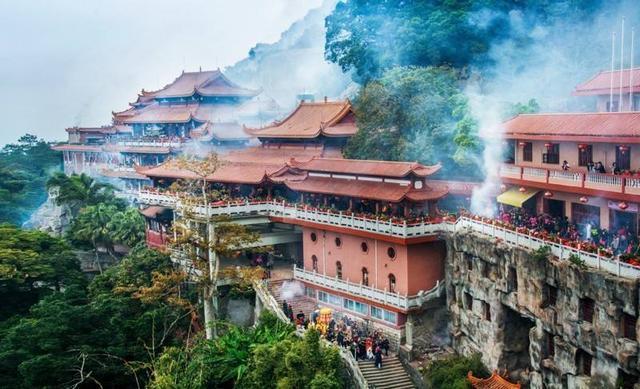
[279,280,305,301]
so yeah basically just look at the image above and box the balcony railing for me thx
[293,266,443,311]
[500,165,635,195]
[138,191,640,280]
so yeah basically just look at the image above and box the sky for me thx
[0,0,324,145]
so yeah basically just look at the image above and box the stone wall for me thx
[446,231,640,389]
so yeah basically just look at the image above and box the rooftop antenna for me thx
[619,17,626,112]
[630,27,635,111]
[610,31,616,112]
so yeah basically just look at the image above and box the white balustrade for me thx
[138,190,640,280]
[293,266,442,310]
[584,172,623,191]
[500,164,522,179]
[625,177,640,195]
[522,167,548,183]
[548,169,583,187]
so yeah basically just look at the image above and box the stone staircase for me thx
[267,278,318,320]
[358,356,416,389]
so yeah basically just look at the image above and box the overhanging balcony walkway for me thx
[139,191,640,280]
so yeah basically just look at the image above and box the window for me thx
[310,232,317,242]
[464,292,473,310]
[522,142,533,162]
[371,306,397,324]
[318,291,328,303]
[607,100,619,112]
[335,237,342,247]
[545,332,555,358]
[578,145,593,166]
[319,291,342,306]
[388,274,396,293]
[622,313,637,341]
[344,298,368,315]
[361,242,369,253]
[305,287,315,297]
[361,267,369,286]
[387,247,396,259]
[616,145,631,170]
[482,301,491,321]
[576,349,592,376]
[311,255,318,272]
[579,297,595,323]
[544,284,558,307]
[336,261,343,280]
[467,257,473,271]
[508,267,518,292]
[543,143,560,164]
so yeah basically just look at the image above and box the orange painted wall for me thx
[302,227,444,296]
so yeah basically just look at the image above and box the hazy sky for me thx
[0,0,324,145]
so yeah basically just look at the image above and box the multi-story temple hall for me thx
[52,69,280,191]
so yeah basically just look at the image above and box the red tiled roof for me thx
[247,100,356,138]
[101,169,149,180]
[290,157,441,178]
[137,160,273,185]
[503,112,640,142]
[190,122,250,142]
[222,145,327,165]
[114,100,271,125]
[51,144,102,152]
[285,176,409,202]
[139,206,170,218]
[143,70,259,99]
[284,176,447,202]
[65,126,116,134]
[467,371,520,389]
[574,68,640,95]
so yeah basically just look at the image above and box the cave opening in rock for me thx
[501,306,536,374]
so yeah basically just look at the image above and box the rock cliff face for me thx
[22,189,73,236]
[446,231,639,389]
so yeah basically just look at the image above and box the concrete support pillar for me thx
[254,293,263,325]
[405,317,414,351]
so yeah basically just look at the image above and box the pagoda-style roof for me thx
[246,100,358,139]
[574,68,640,96]
[467,371,520,389]
[283,176,447,203]
[503,112,640,143]
[136,69,260,101]
[136,159,278,185]
[290,157,441,178]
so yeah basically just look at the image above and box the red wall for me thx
[146,228,166,249]
[302,227,444,296]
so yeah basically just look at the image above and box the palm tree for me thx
[47,172,117,212]
[108,207,146,248]
[71,203,119,272]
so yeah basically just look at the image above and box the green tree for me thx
[0,134,61,224]
[325,0,606,82]
[345,66,482,179]
[0,224,83,321]
[46,172,123,213]
[108,207,147,248]
[0,247,192,388]
[423,353,489,389]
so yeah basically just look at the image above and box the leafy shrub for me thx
[532,245,552,261]
[568,254,587,270]
[423,353,489,389]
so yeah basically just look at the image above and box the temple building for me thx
[52,69,281,191]
[499,68,640,238]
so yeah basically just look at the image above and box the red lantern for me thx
[544,143,553,148]
[518,141,527,147]
[544,191,553,198]
[519,187,527,193]
[619,201,629,210]
[619,145,629,155]
[500,184,507,192]
[578,144,589,151]
[579,196,588,203]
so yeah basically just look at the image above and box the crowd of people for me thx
[282,303,390,369]
[498,206,640,260]
[561,159,638,176]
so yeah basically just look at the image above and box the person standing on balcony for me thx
[596,161,606,173]
[612,162,621,175]
[587,161,594,172]
[562,160,570,171]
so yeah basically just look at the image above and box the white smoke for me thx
[468,81,504,217]
[279,279,305,301]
